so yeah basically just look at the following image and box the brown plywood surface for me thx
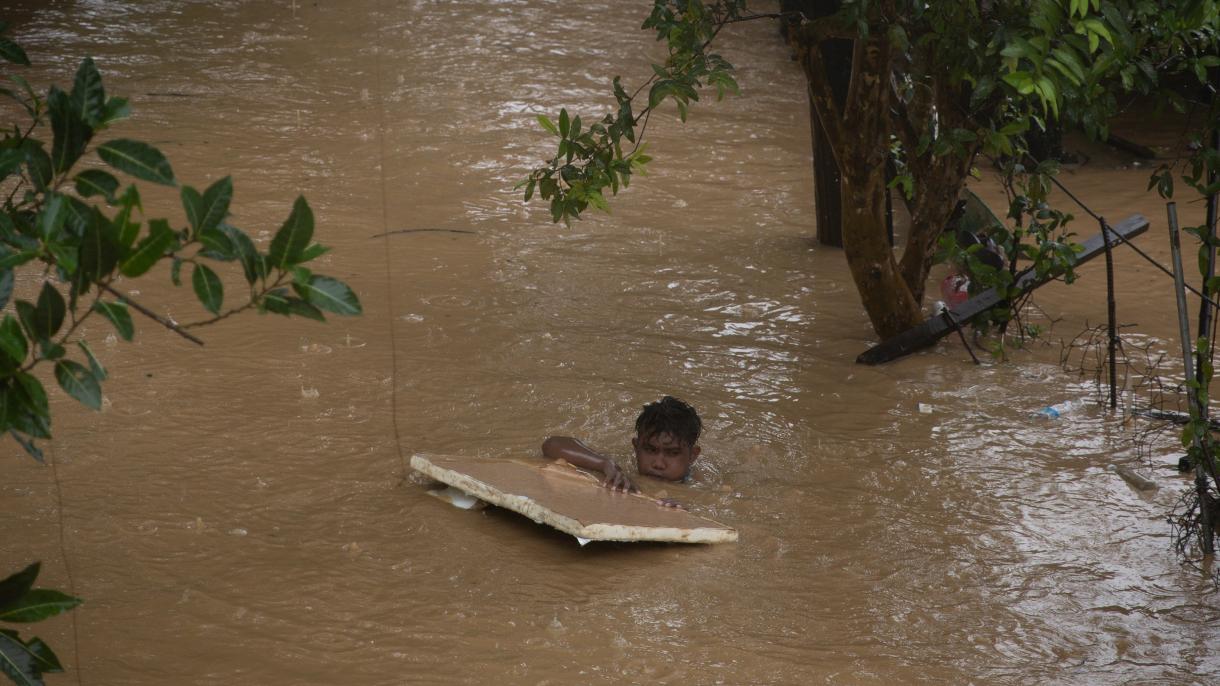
[410,454,738,544]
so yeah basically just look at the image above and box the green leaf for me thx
[46,243,77,275]
[98,96,130,126]
[1035,77,1059,118]
[113,215,139,252]
[197,227,235,259]
[9,431,45,462]
[92,300,133,341]
[648,80,671,108]
[38,342,64,362]
[0,36,29,65]
[0,589,81,623]
[223,226,263,285]
[48,87,93,174]
[297,243,330,262]
[0,563,39,609]
[118,181,143,211]
[293,275,361,316]
[170,257,182,286]
[1051,47,1087,85]
[262,289,325,321]
[18,284,66,343]
[23,637,63,674]
[97,139,175,186]
[536,114,559,136]
[77,341,106,382]
[197,176,232,236]
[74,169,119,203]
[0,147,23,180]
[71,57,105,125]
[0,269,12,311]
[79,208,119,283]
[36,193,67,242]
[0,251,36,270]
[10,371,50,439]
[267,196,314,270]
[1002,71,1036,95]
[180,185,203,234]
[9,368,44,417]
[0,384,15,432]
[559,108,570,138]
[1080,18,1111,50]
[54,360,101,411]
[22,141,52,192]
[119,219,175,277]
[0,315,27,369]
[191,263,223,314]
[0,630,42,686]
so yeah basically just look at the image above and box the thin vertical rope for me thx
[371,0,407,478]
[47,444,83,685]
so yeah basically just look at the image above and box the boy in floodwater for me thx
[541,396,702,507]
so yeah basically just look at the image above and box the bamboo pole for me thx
[1101,217,1118,410]
[1168,201,1215,555]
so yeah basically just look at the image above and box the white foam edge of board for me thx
[410,454,737,544]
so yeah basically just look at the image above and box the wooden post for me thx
[1101,218,1118,410]
[811,108,843,247]
[786,1,851,247]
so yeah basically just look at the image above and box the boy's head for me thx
[632,396,702,481]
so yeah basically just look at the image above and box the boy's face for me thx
[632,431,700,481]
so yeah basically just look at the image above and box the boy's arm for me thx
[541,436,637,493]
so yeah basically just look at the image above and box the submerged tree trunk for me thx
[841,170,922,336]
[898,150,976,303]
[794,5,922,339]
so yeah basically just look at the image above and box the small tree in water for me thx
[0,28,361,684]
[521,0,1218,341]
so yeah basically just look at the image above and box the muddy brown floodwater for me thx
[2,1,1219,684]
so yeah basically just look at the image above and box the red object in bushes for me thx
[940,273,970,308]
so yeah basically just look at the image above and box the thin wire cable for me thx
[993,149,1220,309]
[371,0,407,478]
[47,444,83,685]
[1052,173,1220,309]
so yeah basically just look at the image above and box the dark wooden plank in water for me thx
[857,214,1150,365]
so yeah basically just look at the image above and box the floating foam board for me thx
[410,454,738,544]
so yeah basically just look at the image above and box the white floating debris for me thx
[1108,464,1158,492]
[427,486,485,510]
[918,403,933,414]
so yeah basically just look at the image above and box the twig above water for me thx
[101,283,205,346]
[371,228,477,238]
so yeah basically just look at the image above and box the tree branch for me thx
[181,273,290,330]
[794,30,848,154]
[100,283,205,346]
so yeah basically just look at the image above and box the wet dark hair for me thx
[635,396,702,447]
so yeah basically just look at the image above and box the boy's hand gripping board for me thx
[410,454,738,544]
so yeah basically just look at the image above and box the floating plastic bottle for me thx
[1033,399,1084,419]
